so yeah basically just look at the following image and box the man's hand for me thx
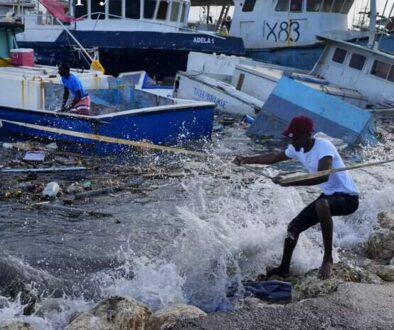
[233,156,246,166]
[61,105,72,112]
[272,174,290,187]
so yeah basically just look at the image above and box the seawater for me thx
[1,119,394,329]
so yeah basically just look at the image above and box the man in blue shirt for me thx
[58,63,90,115]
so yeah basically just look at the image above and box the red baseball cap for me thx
[282,116,314,138]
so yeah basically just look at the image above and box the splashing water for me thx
[1,121,394,328]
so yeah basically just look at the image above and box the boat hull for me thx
[175,71,264,117]
[0,104,214,154]
[17,31,245,78]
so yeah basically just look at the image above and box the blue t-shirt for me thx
[61,74,87,97]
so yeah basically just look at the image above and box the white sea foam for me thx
[0,287,91,330]
[97,246,186,311]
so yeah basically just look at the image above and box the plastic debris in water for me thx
[24,151,46,161]
[42,182,60,197]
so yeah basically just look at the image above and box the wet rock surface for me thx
[0,322,34,330]
[147,304,206,330]
[171,283,394,330]
[66,296,151,330]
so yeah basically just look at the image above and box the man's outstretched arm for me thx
[234,151,290,166]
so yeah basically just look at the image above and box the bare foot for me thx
[266,265,289,278]
[318,260,333,279]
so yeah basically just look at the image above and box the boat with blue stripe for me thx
[15,0,245,79]
[0,93,215,155]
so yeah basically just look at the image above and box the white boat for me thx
[173,52,270,116]
[174,50,367,117]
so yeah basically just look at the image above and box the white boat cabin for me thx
[230,0,355,49]
[311,36,394,106]
[24,0,192,33]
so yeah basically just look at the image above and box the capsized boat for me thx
[173,51,367,117]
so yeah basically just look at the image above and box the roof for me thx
[317,34,394,60]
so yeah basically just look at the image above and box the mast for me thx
[367,0,377,49]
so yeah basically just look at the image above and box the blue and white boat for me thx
[14,0,245,79]
[0,20,214,155]
[0,64,214,154]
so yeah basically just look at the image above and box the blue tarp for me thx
[227,280,292,303]
[247,77,377,145]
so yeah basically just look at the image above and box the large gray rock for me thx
[377,211,394,230]
[147,304,206,330]
[367,264,394,282]
[0,322,33,330]
[366,229,394,262]
[66,296,151,330]
[292,262,381,301]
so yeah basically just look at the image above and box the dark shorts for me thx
[288,193,359,235]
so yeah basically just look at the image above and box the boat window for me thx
[307,0,321,12]
[91,0,105,19]
[275,0,289,11]
[322,0,333,12]
[236,73,245,90]
[349,53,366,70]
[126,0,140,19]
[180,2,187,22]
[74,2,88,18]
[371,60,391,79]
[243,0,257,12]
[332,47,347,64]
[331,0,344,12]
[109,0,122,19]
[388,66,394,82]
[290,0,302,12]
[144,0,156,18]
[170,2,180,21]
[341,0,353,13]
[157,0,168,20]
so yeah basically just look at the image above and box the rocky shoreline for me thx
[171,282,394,330]
[1,211,393,330]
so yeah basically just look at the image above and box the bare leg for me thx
[316,199,333,279]
[266,233,298,277]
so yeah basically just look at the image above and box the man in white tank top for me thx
[234,116,359,279]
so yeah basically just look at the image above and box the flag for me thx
[39,0,83,23]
